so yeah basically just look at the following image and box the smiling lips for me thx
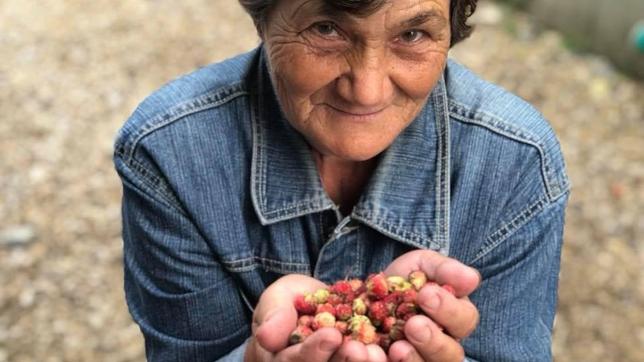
[326,104,386,121]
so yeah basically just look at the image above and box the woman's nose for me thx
[336,50,394,108]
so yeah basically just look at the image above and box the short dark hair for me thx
[238,0,478,46]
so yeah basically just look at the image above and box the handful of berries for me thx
[290,271,456,352]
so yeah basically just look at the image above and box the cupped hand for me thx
[246,273,388,362]
[383,250,481,362]
[245,274,343,362]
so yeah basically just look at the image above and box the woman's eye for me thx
[312,22,340,38]
[399,30,426,43]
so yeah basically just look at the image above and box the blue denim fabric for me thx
[113,46,570,361]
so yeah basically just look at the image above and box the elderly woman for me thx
[113,0,569,361]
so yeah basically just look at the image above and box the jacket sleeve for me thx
[115,155,251,361]
[463,194,568,361]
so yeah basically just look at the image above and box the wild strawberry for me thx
[348,315,371,332]
[335,321,349,335]
[313,288,330,304]
[349,278,366,294]
[331,280,354,302]
[395,302,418,320]
[289,325,313,345]
[352,320,379,344]
[297,315,314,327]
[401,289,417,303]
[368,301,389,326]
[326,293,343,306]
[381,316,397,333]
[386,275,407,291]
[352,297,367,315]
[408,270,427,291]
[383,291,401,314]
[316,302,336,316]
[442,284,456,296]
[294,293,317,315]
[312,311,336,330]
[366,273,389,299]
[388,278,413,292]
[377,333,393,351]
[335,303,353,321]
[389,319,406,341]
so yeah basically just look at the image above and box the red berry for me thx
[368,301,389,326]
[401,289,417,303]
[377,333,392,351]
[297,315,314,327]
[366,272,389,299]
[349,278,366,294]
[289,325,313,345]
[395,302,417,320]
[331,281,355,302]
[335,321,349,335]
[352,321,379,344]
[383,291,401,314]
[336,303,353,321]
[326,293,343,306]
[316,303,336,317]
[389,319,406,341]
[381,316,397,333]
[294,294,317,315]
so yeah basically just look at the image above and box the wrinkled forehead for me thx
[281,0,448,21]
[279,0,449,31]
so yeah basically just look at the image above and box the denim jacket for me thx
[114,46,569,361]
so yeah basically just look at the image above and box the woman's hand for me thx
[245,273,388,362]
[384,250,481,362]
[245,274,342,361]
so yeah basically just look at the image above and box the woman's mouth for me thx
[325,104,386,121]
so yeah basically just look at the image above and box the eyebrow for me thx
[400,10,448,29]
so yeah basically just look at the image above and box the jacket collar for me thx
[250,48,451,253]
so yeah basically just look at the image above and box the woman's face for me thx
[263,0,451,161]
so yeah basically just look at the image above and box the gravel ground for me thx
[0,1,642,361]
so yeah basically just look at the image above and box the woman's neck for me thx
[312,150,378,216]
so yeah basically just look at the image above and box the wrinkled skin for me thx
[263,0,451,162]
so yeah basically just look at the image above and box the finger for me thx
[330,340,369,362]
[255,306,298,352]
[255,274,329,352]
[416,283,479,339]
[388,340,422,362]
[383,250,480,297]
[330,340,387,362]
[277,327,342,362]
[402,315,465,362]
[365,343,388,362]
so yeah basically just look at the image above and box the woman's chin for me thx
[317,141,387,162]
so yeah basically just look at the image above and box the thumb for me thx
[255,306,297,352]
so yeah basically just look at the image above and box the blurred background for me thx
[0,0,642,361]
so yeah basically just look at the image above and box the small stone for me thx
[0,225,37,247]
